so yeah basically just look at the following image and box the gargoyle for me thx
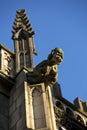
[27,48,64,86]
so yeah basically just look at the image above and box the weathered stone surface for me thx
[9,70,28,130]
[0,94,9,117]
[51,82,62,98]
[0,114,8,130]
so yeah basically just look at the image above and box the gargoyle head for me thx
[48,48,64,65]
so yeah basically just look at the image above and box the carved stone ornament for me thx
[54,105,73,130]
[27,48,64,86]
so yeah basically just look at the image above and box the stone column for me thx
[14,40,20,73]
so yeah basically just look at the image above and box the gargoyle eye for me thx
[56,52,59,54]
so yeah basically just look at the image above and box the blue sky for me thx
[0,0,87,103]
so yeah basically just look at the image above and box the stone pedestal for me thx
[9,69,56,130]
[25,82,56,130]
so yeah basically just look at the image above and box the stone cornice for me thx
[0,44,14,55]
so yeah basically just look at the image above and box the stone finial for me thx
[12,9,35,39]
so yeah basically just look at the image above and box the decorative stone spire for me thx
[12,9,37,73]
[12,9,35,39]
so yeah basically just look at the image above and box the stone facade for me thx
[0,9,87,130]
[0,44,15,77]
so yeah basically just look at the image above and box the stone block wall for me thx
[0,93,9,130]
[9,70,27,130]
[0,76,12,130]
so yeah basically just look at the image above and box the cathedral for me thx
[0,9,87,130]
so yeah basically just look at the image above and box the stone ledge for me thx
[34,128,49,130]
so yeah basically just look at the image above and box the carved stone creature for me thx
[27,48,64,86]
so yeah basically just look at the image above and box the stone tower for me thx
[0,9,87,130]
[12,10,37,73]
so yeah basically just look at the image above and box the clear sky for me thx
[0,0,87,103]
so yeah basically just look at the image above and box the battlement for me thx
[74,97,87,115]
